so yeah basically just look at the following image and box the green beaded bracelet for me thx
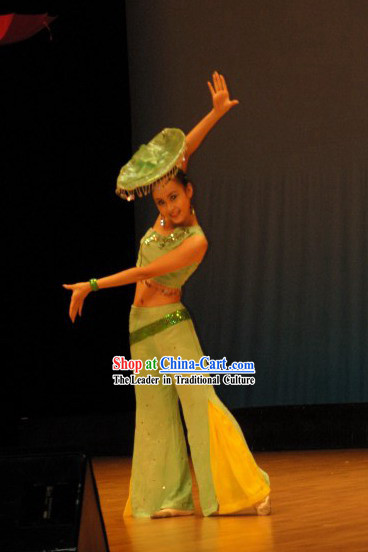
[89,278,99,291]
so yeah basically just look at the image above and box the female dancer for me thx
[63,71,271,518]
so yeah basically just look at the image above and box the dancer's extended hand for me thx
[62,282,90,323]
[208,71,239,117]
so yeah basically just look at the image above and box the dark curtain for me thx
[126,0,368,408]
[1,3,134,417]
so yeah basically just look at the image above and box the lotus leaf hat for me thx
[116,128,187,201]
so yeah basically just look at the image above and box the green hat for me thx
[116,128,187,201]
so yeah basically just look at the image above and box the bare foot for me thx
[254,495,271,515]
[151,509,194,519]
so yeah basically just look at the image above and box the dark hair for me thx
[175,169,191,188]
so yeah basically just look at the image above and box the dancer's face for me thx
[152,179,193,227]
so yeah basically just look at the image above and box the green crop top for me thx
[136,224,205,289]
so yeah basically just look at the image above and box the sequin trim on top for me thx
[143,227,194,249]
[129,308,191,345]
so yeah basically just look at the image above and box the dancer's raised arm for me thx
[184,71,239,166]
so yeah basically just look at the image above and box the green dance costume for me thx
[124,225,270,518]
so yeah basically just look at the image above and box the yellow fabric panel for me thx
[208,399,270,514]
[123,477,132,517]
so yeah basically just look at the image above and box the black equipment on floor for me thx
[0,452,109,552]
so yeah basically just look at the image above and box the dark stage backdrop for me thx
[126,0,368,408]
[1,3,136,418]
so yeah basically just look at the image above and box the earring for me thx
[160,214,165,227]
[190,205,195,215]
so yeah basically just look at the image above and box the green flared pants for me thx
[124,303,270,518]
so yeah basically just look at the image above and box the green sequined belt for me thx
[129,308,191,345]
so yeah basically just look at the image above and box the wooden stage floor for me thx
[92,449,368,552]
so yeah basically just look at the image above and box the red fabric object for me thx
[0,13,57,45]
[0,14,14,40]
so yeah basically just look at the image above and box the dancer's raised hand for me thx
[207,71,239,117]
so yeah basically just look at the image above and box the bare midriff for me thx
[133,279,182,307]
